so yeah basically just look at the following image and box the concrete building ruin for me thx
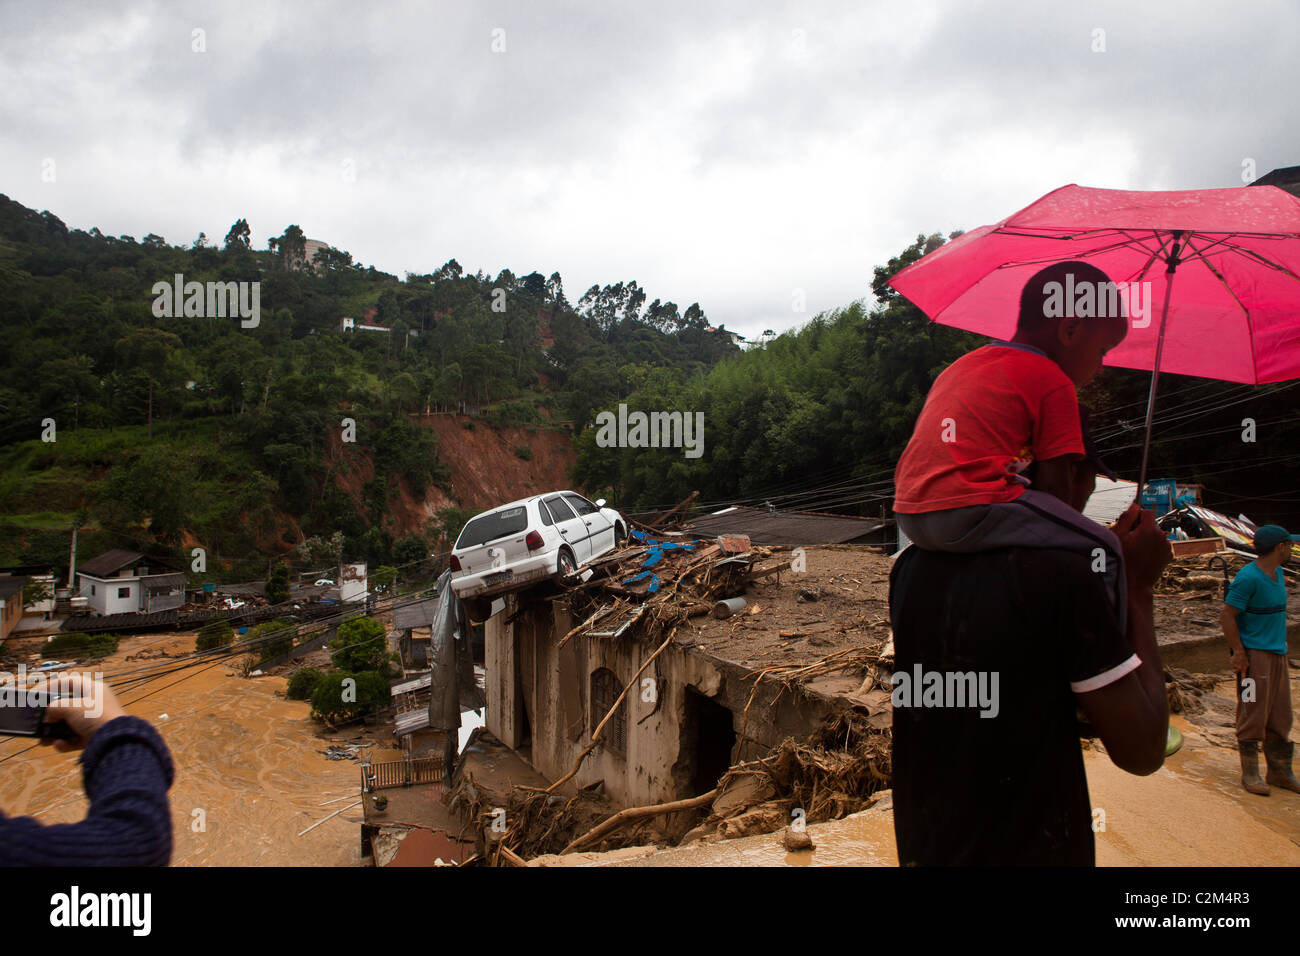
[481,541,878,810]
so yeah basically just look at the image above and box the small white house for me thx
[77,550,186,616]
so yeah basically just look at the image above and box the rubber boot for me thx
[1239,740,1271,796]
[1263,734,1300,793]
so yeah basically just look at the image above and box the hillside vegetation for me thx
[0,195,739,580]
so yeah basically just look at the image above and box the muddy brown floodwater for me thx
[0,633,374,866]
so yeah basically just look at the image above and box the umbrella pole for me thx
[1136,242,1182,499]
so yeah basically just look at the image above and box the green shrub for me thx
[309,670,389,723]
[330,617,388,673]
[41,633,118,659]
[513,444,532,460]
[195,618,234,652]
[287,667,324,701]
[265,561,291,605]
[251,618,295,663]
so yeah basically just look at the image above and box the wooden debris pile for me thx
[677,709,893,846]
[445,773,613,863]
[1156,555,1245,596]
[557,530,795,646]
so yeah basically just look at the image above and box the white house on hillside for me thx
[76,550,186,616]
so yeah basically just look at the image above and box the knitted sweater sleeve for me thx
[0,716,175,867]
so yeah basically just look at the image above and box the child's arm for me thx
[1034,454,1079,506]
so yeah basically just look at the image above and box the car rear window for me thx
[456,506,529,548]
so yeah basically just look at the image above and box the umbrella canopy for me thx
[889,184,1300,384]
[888,184,1300,489]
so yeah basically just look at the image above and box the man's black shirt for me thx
[888,545,1134,866]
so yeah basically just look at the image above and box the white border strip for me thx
[1071,653,1141,694]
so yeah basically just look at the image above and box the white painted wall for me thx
[78,574,140,615]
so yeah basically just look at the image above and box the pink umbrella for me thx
[888,184,1300,491]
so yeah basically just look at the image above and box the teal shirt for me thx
[1225,562,1288,654]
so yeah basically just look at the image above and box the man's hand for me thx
[1113,503,1172,590]
[1230,647,1251,678]
[37,673,128,753]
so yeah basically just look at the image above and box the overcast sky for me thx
[2,0,1296,339]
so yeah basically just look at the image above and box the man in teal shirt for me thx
[1221,524,1300,796]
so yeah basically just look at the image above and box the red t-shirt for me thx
[893,344,1084,513]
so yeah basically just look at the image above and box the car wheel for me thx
[463,597,493,622]
[615,522,627,546]
[556,547,577,579]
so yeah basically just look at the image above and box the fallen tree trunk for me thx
[562,788,718,854]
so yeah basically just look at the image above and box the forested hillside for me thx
[0,195,739,579]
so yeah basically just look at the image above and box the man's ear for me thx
[1057,316,1084,345]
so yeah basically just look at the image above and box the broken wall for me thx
[484,594,858,810]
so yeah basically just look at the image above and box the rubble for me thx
[442,537,900,862]
[781,826,814,851]
[320,745,361,761]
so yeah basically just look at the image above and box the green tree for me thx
[392,531,428,569]
[330,616,388,673]
[265,561,291,605]
[372,564,397,595]
[287,667,323,700]
[309,670,388,723]
[224,218,251,250]
[251,618,295,662]
[21,578,53,611]
[196,618,234,651]
[269,224,306,271]
[115,328,182,437]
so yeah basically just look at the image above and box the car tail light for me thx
[449,554,461,572]
[525,531,544,551]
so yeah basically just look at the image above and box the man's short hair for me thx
[1017,261,1122,333]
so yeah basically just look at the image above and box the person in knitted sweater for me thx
[0,673,174,866]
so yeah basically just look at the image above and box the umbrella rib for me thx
[1220,244,1300,282]
[988,227,1300,284]
[1178,237,1260,381]
[986,231,1163,274]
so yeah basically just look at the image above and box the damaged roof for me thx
[684,506,888,546]
[393,597,440,631]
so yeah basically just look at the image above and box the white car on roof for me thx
[449,492,627,604]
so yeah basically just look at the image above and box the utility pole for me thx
[67,521,78,593]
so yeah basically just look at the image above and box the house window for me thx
[117,587,130,599]
[90,585,96,596]
[590,668,626,754]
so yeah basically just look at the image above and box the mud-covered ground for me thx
[681,546,1297,667]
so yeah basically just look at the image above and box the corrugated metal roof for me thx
[684,506,888,546]
[1084,477,1138,527]
[142,572,186,588]
[391,672,434,696]
[395,709,431,736]
[77,549,144,577]
[393,598,439,631]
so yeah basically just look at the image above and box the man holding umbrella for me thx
[886,180,1300,859]
[1221,524,1300,796]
